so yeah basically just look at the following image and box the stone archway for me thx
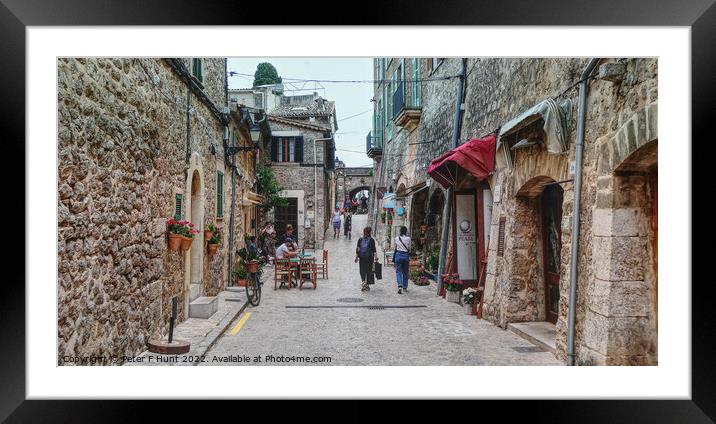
[584,101,657,365]
[184,152,204,318]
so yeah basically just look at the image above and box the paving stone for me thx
[200,214,561,366]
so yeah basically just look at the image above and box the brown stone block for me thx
[588,278,649,317]
[593,235,646,281]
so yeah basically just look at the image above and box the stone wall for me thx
[368,57,658,365]
[265,120,329,247]
[58,58,239,364]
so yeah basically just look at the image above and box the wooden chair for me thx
[314,250,328,279]
[299,257,317,290]
[274,258,292,290]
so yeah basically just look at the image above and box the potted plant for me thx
[387,213,393,225]
[233,263,248,287]
[417,274,430,286]
[166,218,184,251]
[445,274,462,303]
[380,211,386,223]
[167,219,198,251]
[180,221,199,251]
[445,280,463,304]
[207,228,221,256]
[409,269,422,284]
[420,223,428,234]
[205,222,217,241]
[463,287,478,314]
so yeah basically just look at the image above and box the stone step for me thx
[507,321,557,354]
[189,296,218,319]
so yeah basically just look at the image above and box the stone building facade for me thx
[368,57,658,365]
[264,94,337,249]
[58,58,259,364]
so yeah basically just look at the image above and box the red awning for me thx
[427,134,496,189]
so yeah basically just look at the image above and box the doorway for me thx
[189,170,203,304]
[275,197,298,238]
[541,184,563,324]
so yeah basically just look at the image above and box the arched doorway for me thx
[427,189,446,252]
[187,169,204,306]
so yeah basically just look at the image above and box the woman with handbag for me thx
[394,226,411,294]
[355,226,377,292]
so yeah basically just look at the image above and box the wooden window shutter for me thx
[497,216,506,257]
[216,171,224,218]
[271,137,278,162]
[295,136,304,163]
[174,194,183,220]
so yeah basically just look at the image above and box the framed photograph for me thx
[3,0,710,420]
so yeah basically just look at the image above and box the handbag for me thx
[373,261,382,280]
[367,262,376,285]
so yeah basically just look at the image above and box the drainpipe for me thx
[313,137,333,248]
[566,58,600,366]
[436,58,467,295]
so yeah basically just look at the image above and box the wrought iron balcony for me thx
[366,131,382,159]
[392,81,422,131]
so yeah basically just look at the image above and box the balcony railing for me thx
[392,80,422,130]
[366,131,382,158]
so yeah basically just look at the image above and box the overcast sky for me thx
[227,58,374,167]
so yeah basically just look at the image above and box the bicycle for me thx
[245,260,262,306]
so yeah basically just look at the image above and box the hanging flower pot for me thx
[205,222,217,241]
[207,243,219,256]
[167,233,182,251]
[180,236,193,251]
[246,260,260,274]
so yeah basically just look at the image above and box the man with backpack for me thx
[355,226,377,292]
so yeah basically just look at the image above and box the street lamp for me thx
[249,124,261,143]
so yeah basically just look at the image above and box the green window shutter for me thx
[174,194,183,220]
[216,171,224,218]
[413,58,420,107]
[192,58,203,83]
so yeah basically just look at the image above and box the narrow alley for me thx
[203,213,560,366]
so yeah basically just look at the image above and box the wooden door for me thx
[542,184,563,324]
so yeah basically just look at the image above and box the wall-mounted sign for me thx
[569,161,576,175]
[493,184,502,203]
[455,194,477,281]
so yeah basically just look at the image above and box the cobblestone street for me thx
[203,213,560,366]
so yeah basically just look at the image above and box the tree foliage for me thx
[253,62,282,87]
[256,163,288,213]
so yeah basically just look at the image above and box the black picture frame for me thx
[1,0,710,421]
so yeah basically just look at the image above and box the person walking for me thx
[355,226,377,292]
[394,226,411,294]
[331,208,342,239]
[344,211,352,240]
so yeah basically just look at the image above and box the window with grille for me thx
[191,58,204,84]
[216,171,224,218]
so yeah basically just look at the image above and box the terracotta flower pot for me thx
[180,236,193,251]
[207,243,218,255]
[167,233,182,251]
[236,278,247,287]
[246,260,260,273]
[204,230,213,241]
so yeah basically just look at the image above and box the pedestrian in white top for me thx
[394,226,411,294]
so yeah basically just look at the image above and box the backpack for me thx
[358,237,372,258]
